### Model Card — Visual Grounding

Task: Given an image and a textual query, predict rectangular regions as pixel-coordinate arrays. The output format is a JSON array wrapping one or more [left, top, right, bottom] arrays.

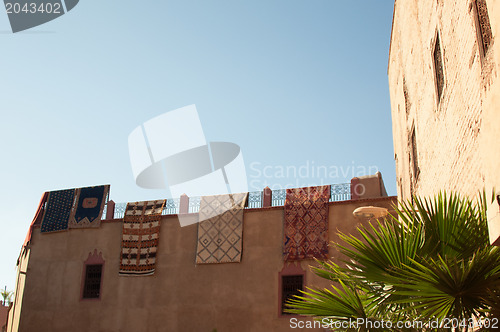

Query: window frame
[[471, 0, 493, 62], [403, 77, 411, 117], [432, 31, 445, 105], [409, 125, 420, 184], [278, 263, 305, 317], [80, 250, 105, 301]]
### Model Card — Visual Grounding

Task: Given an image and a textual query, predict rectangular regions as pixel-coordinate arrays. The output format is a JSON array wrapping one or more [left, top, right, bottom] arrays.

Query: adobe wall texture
[[388, 0, 499, 203], [11, 196, 395, 332]]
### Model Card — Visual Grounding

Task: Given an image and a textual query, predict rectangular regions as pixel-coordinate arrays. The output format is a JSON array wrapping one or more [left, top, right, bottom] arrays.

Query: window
[[81, 249, 104, 300], [403, 77, 410, 116], [279, 263, 305, 316], [409, 127, 419, 181], [433, 33, 444, 102], [83, 265, 102, 299], [281, 275, 303, 315], [472, 0, 492, 59], [398, 177, 403, 201]]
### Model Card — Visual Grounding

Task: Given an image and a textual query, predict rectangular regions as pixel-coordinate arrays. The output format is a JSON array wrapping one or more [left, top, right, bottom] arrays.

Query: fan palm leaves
[[287, 192, 500, 331]]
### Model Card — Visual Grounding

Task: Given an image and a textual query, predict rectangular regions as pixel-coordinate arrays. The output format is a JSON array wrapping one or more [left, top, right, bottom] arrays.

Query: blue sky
[[0, 1, 396, 291]]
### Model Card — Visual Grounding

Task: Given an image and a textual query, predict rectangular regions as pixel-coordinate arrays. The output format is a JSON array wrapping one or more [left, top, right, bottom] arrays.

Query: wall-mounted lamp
[[353, 206, 389, 220]]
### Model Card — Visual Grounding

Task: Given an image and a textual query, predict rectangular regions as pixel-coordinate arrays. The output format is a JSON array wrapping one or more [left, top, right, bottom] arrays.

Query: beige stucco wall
[[482, 0, 500, 242], [11, 196, 395, 332], [389, 0, 498, 201], [7, 248, 29, 332]]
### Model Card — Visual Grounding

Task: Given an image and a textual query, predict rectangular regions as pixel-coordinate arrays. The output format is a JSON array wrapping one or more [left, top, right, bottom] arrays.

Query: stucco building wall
[[388, 0, 499, 203], [9, 195, 395, 332]]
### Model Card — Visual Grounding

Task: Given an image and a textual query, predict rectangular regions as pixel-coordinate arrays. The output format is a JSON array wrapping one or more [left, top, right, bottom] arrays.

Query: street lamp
[[353, 206, 389, 220]]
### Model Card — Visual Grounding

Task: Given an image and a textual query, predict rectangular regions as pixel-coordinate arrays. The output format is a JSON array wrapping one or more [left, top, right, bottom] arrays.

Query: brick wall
[[388, 0, 498, 201]]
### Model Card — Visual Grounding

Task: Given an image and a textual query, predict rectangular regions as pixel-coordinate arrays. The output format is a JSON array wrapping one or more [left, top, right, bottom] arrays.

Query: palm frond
[[287, 190, 500, 327], [391, 247, 500, 320], [286, 280, 370, 320]]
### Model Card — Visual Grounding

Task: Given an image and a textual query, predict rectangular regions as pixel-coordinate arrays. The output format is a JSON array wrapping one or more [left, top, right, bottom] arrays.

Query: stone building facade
[[388, 0, 500, 241]]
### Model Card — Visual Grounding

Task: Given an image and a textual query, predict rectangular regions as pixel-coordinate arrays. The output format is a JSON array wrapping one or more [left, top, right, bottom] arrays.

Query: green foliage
[[1, 289, 13, 306], [287, 192, 500, 331]]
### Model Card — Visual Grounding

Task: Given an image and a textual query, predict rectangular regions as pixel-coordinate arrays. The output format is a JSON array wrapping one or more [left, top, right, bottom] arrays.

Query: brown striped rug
[[119, 200, 166, 276]]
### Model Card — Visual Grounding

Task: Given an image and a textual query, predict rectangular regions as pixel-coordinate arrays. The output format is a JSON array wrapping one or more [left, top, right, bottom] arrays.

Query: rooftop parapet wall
[[29, 175, 388, 225], [108, 175, 387, 220]]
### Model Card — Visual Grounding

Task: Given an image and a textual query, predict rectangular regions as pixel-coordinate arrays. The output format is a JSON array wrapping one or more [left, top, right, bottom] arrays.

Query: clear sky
[[0, 1, 396, 292]]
